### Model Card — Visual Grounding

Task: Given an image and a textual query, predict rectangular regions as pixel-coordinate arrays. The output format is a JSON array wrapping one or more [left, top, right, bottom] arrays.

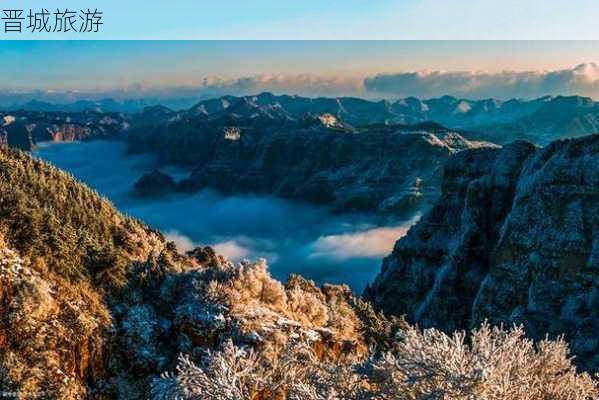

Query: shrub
[[151, 323, 598, 400]]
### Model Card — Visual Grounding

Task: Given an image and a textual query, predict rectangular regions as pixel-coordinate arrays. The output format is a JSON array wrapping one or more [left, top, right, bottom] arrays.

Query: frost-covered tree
[[151, 324, 598, 400]]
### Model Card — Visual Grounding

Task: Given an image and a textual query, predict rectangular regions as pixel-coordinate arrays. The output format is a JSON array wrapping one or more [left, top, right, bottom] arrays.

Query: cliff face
[[0, 111, 128, 150], [182, 127, 495, 215], [365, 134, 599, 370], [129, 107, 496, 214]]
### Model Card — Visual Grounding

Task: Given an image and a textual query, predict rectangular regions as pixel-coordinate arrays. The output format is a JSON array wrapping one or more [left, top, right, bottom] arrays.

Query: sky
[[3, 41, 599, 100], [2, 0, 599, 39]]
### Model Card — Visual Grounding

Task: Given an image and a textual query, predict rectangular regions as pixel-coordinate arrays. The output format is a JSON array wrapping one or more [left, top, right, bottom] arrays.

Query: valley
[[1, 91, 598, 399], [35, 140, 417, 292]]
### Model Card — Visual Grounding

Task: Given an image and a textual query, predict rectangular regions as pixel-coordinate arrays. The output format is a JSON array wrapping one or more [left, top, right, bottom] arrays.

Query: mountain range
[[4, 92, 599, 217], [6, 92, 599, 145], [1, 97, 203, 114]]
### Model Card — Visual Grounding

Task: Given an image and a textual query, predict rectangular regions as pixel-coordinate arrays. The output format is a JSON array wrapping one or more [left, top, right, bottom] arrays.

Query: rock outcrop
[[0, 111, 128, 150], [365, 134, 599, 371], [128, 104, 496, 214]]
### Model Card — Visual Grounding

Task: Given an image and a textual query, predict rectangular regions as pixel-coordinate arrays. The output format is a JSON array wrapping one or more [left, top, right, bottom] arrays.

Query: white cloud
[[8, 63, 599, 105], [164, 229, 197, 252], [164, 230, 270, 263], [308, 224, 412, 261], [211, 240, 251, 261], [364, 63, 599, 99], [197, 74, 364, 98]]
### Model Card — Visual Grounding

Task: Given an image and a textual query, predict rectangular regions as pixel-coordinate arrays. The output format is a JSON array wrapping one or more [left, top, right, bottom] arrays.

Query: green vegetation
[[0, 147, 159, 287]]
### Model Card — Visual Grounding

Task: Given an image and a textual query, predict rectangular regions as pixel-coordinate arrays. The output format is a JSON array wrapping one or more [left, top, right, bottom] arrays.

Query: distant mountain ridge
[[157, 92, 599, 145], [4, 92, 599, 145], [4, 97, 203, 113]]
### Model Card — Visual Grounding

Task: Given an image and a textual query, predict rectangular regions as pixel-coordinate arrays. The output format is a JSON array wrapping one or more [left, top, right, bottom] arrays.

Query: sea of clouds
[[35, 140, 417, 292]]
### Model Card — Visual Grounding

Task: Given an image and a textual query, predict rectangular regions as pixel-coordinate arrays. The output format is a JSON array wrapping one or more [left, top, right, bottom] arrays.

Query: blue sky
[[2, 1, 599, 100], [1, 0, 599, 39]]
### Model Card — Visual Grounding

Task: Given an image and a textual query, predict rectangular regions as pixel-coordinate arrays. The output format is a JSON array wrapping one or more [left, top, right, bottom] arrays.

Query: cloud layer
[[196, 74, 364, 98], [6, 63, 599, 106], [308, 225, 411, 260], [364, 63, 599, 99], [200, 64, 599, 99]]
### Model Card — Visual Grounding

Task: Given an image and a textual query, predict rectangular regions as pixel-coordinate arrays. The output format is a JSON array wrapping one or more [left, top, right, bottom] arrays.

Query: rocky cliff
[[129, 105, 496, 215], [180, 126, 495, 215], [365, 134, 599, 371], [0, 111, 128, 151]]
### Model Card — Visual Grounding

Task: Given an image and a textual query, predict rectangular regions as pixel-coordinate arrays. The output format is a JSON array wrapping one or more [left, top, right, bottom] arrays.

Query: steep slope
[[365, 134, 599, 371], [0, 147, 401, 398], [0, 146, 165, 397]]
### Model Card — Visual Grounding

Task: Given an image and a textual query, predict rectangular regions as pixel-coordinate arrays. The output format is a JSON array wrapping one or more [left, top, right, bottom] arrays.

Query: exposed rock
[[365, 134, 599, 371], [0, 110, 128, 150], [129, 108, 496, 215]]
